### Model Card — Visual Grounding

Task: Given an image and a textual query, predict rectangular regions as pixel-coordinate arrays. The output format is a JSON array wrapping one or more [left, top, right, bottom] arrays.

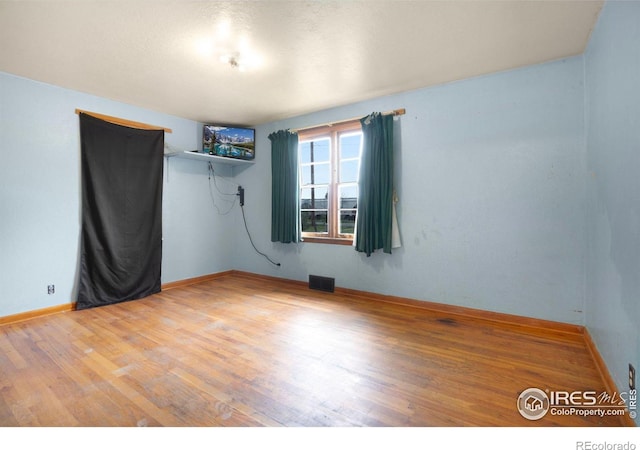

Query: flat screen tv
[[203, 125, 255, 161]]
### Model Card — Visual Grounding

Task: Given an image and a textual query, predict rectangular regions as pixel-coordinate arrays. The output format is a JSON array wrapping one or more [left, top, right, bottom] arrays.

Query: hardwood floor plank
[[0, 273, 630, 426]]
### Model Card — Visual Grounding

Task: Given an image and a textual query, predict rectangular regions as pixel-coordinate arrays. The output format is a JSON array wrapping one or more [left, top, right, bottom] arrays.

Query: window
[[298, 121, 362, 244]]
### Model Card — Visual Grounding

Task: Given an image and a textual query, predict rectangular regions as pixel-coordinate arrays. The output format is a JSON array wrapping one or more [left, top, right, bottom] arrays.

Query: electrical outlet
[[47, 284, 55, 295], [630, 364, 636, 390]]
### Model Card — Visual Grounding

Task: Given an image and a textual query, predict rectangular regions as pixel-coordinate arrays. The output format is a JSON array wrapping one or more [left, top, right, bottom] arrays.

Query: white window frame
[[298, 120, 362, 245]]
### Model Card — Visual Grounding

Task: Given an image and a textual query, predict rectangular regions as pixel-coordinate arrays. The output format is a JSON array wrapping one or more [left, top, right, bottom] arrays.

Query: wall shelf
[[168, 151, 255, 167]]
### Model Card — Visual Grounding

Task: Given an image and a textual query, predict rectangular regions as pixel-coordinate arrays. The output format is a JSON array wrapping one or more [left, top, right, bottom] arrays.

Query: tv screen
[[203, 125, 255, 160]]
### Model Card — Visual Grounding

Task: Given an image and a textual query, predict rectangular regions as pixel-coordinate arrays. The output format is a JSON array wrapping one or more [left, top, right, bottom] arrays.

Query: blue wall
[[234, 56, 587, 325], [585, 0, 640, 421], [0, 72, 235, 317]]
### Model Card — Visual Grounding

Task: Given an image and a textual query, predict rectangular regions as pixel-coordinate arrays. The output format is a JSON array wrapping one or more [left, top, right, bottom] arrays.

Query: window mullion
[[330, 131, 339, 238]]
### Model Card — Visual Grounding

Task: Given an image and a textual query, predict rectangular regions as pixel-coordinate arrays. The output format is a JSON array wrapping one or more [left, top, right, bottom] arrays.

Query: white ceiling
[[0, 0, 604, 126]]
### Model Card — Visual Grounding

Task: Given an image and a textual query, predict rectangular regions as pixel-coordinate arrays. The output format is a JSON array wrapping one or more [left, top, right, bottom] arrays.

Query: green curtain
[[355, 112, 394, 256], [269, 129, 300, 243]]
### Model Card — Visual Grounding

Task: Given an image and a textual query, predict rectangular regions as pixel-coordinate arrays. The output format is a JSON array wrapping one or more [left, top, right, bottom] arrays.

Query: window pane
[[340, 133, 362, 159], [301, 162, 330, 185], [339, 185, 358, 209], [301, 210, 328, 233], [300, 187, 328, 209], [340, 160, 359, 183], [299, 141, 312, 164], [300, 165, 312, 186], [300, 138, 330, 163], [312, 139, 330, 162], [339, 210, 357, 234]]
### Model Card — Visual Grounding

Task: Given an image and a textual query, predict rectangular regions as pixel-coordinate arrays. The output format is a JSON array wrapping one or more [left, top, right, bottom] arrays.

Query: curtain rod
[[291, 108, 405, 133], [75, 109, 173, 133]]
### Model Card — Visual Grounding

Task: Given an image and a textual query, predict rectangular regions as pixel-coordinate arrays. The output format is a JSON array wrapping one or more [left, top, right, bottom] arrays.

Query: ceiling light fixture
[[197, 22, 262, 72], [220, 52, 259, 72], [228, 56, 239, 69], [220, 53, 247, 71]]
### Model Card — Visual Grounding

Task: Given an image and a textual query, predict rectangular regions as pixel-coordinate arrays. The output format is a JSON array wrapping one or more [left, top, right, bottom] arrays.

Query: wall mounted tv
[[203, 125, 255, 161]]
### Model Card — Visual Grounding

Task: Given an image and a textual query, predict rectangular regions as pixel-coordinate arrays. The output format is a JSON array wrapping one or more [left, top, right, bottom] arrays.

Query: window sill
[[301, 237, 353, 246]]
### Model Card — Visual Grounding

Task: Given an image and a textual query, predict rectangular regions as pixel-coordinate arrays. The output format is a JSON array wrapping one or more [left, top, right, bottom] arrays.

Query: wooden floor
[[0, 273, 628, 426]]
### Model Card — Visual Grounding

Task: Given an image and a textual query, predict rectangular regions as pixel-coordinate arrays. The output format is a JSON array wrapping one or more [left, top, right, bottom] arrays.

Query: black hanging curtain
[[77, 113, 164, 310]]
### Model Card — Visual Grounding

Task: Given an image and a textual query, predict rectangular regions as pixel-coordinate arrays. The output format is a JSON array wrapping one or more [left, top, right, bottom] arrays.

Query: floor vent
[[308, 275, 335, 293]]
